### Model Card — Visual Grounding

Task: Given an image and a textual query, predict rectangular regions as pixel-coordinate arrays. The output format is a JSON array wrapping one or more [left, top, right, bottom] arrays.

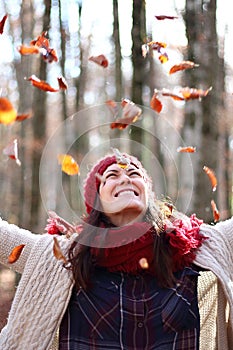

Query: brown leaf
[[53, 237, 68, 264], [8, 244, 25, 264], [3, 139, 21, 166], [88, 54, 108, 68], [57, 76, 68, 90]]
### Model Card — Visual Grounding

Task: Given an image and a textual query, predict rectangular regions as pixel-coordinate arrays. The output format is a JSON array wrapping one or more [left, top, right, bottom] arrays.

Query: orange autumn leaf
[[27, 75, 59, 92], [57, 154, 80, 175], [161, 90, 185, 101], [155, 15, 178, 20], [159, 53, 169, 64], [147, 41, 167, 50], [8, 244, 25, 264], [211, 199, 220, 222], [30, 31, 58, 63], [121, 98, 142, 119], [0, 14, 8, 34], [177, 146, 196, 153], [0, 97, 17, 124], [169, 61, 199, 75], [180, 86, 212, 100], [17, 45, 40, 55], [89, 54, 109, 68], [3, 139, 21, 166], [53, 237, 68, 264], [150, 91, 163, 113], [203, 166, 217, 192], [57, 76, 68, 90], [16, 113, 32, 122]]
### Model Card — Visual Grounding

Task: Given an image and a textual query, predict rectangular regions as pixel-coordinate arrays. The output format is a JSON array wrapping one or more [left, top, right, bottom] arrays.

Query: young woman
[[0, 149, 232, 349]]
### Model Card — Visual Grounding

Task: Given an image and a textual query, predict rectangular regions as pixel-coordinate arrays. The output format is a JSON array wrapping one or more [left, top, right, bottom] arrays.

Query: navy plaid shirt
[[59, 267, 200, 350]]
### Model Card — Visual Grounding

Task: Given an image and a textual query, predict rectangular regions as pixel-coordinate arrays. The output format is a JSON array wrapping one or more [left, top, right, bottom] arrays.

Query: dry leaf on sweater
[[8, 244, 25, 264], [53, 237, 68, 264]]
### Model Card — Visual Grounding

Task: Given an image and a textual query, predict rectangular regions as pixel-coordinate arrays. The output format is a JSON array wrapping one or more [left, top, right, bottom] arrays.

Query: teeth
[[117, 190, 136, 197]]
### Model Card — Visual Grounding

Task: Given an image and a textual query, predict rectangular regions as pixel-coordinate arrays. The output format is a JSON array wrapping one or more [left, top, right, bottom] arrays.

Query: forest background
[[0, 0, 233, 330]]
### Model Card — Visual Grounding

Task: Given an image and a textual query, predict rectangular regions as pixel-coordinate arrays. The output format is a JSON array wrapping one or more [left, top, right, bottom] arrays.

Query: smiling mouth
[[114, 189, 139, 197]]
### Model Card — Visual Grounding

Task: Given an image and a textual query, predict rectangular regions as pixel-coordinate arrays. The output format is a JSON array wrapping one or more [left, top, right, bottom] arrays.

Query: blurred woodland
[[1, 0, 233, 315]]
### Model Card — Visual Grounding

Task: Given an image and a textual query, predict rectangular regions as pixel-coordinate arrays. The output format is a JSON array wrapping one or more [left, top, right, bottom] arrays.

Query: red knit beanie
[[83, 150, 151, 214]]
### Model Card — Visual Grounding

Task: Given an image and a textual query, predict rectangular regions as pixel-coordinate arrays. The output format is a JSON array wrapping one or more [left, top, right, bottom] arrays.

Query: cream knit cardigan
[[0, 217, 232, 350]]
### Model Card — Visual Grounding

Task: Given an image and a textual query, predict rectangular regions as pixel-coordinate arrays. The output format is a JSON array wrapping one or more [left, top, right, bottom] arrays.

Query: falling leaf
[[150, 91, 163, 113], [159, 53, 169, 64], [53, 237, 68, 264], [30, 31, 58, 63], [0, 97, 17, 124], [57, 154, 80, 175], [169, 61, 199, 75], [110, 117, 137, 130], [211, 199, 220, 222], [147, 41, 167, 50], [155, 15, 178, 20], [139, 258, 149, 269], [177, 146, 196, 153], [161, 90, 185, 101], [57, 76, 68, 90], [27, 75, 59, 92], [8, 244, 25, 264], [0, 14, 7, 34], [88, 54, 108, 68], [17, 45, 40, 55], [121, 98, 142, 119], [203, 165, 217, 191], [16, 113, 32, 122], [180, 87, 212, 100], [3, 139, 21, 166]]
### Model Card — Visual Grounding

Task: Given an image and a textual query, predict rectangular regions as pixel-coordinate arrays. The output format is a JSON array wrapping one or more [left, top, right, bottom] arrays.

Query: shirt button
[[137, 322, 143, 328]]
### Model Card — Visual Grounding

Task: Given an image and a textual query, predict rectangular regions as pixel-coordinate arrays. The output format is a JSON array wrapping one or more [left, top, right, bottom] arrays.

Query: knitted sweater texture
[[0, 217, 232, 350]]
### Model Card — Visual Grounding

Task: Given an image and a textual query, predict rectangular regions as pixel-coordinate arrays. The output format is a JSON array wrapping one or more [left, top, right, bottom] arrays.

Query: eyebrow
[[105, 166, 139, 174]]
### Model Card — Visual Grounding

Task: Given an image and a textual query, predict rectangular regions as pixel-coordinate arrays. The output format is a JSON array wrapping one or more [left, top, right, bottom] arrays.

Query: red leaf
[[16, 113, 32, 122], [0, 14, 7, 34], [155, 15, 178, 20], [89, 54, 108, 68], [8, 244, 25, 264], [150, 91, 163, 113], [30, 31, 58, 63]]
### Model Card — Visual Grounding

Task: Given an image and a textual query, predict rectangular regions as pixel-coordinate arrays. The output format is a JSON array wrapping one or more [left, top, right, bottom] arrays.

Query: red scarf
[[90, 214, 205, 275]]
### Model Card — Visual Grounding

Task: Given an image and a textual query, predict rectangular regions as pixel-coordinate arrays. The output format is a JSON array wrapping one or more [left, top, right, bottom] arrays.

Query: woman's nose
[[119, 172, 131, 184]]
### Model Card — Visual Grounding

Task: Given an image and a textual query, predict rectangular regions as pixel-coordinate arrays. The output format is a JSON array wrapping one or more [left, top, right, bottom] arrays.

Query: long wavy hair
[[67, 190, 178, 290]]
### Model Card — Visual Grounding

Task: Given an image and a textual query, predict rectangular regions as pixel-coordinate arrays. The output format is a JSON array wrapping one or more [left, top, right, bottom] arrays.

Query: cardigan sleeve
[[0, 217, 40, 274]]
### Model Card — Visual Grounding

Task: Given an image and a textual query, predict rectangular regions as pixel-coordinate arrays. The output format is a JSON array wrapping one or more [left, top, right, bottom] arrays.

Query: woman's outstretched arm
[[0, 217, 40, 274]]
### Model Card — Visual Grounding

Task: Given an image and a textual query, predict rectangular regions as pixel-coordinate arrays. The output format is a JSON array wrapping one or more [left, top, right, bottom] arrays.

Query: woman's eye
[[129, 171, 141, 177], [106, 173, 117, 179]]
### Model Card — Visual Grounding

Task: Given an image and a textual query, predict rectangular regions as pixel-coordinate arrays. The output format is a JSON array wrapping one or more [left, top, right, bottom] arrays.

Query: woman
[[0, 149, 232, 350]]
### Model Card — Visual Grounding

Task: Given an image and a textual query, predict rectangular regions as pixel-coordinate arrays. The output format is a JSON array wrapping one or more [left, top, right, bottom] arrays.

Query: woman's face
[[99, 163, 149, 224]]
